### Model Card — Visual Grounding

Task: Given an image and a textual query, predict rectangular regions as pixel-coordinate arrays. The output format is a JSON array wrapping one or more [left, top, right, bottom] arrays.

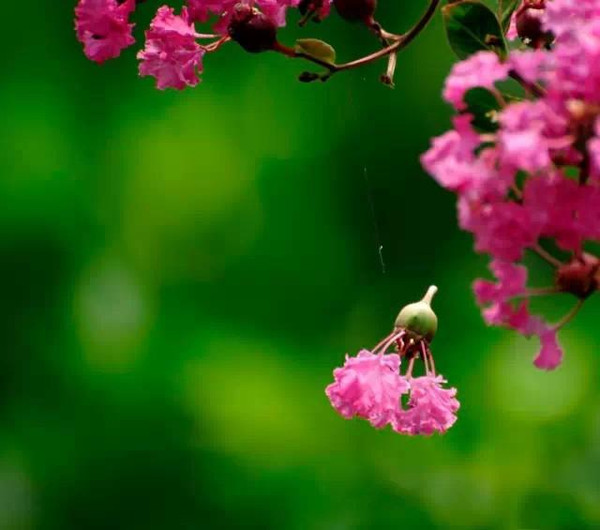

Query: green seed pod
[[394, 285, 438, 342]]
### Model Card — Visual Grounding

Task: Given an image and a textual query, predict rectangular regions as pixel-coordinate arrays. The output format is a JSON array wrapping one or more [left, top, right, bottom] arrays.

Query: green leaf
[[442, 0, 508, 59], [463, 87, 500, 132], [498, 0, 520, 32], [294, 39, 336, 66]]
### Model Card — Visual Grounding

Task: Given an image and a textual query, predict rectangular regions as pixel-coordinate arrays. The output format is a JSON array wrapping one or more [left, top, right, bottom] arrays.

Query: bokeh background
[[2, 1, 600, 528]]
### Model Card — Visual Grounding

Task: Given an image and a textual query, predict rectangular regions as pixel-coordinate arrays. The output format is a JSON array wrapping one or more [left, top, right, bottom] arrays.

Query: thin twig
[[532, 243, 564, 268], [526, 286, 562, 296], [336, 0, 441, 73], [509, 70, 546, 99], [287, 0, 441, 78], [553, 298, 585, 330]]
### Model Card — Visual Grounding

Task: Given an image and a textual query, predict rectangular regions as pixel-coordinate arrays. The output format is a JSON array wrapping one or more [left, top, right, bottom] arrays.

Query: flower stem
[[406, 356, 416, 378], [526, 286, 561, 296], [336, 0, 441, 73], [373, 329, 405, 354], [531, 243, 564, 268], [203, 36, 230, 52], [553, 298, 585, 330], [287, 0, 441, 79], [509, 70, 546, 98]]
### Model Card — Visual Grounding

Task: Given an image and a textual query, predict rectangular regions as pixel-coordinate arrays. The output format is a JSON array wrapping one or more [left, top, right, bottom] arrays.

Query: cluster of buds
[[326, 287, 460, 436], [74, 0, 440, 88], [422, 0, 600, 370]]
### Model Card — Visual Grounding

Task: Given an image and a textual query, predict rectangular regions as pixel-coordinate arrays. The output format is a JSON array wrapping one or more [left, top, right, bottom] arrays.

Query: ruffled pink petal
[[75, 0, 136, 63], [392, 375, 460, 435], [326, 350, 409, 428], [137, 6, 205, 90]]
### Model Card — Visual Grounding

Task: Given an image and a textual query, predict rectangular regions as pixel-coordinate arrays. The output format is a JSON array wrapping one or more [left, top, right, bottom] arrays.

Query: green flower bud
[[394, 285, 438, 342]]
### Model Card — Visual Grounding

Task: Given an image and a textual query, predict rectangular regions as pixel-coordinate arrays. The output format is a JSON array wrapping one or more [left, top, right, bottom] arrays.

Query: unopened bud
[[228, 4, 278, 53], [333, 0, 377, 23], [394, 285, 439, 342], [516, 4, 553, 48], [556, 254, 600, 299]]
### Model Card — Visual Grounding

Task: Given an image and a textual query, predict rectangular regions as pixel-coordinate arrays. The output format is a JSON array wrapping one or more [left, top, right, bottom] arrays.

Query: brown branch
[[283, 0, 441, 80]]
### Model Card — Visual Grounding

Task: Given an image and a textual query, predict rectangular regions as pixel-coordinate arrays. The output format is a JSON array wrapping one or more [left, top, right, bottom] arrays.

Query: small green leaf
[[442, 0, 508, 59], [294, 38, 336, 65], [463, 87, 500, 132], [498, 0, 520, 32]]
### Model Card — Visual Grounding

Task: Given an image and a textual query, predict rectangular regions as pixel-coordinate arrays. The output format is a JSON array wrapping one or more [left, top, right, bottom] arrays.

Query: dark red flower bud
[[333, 0, 377, 23], [516, 4, 553, 48], [556, 254, 600, 299], [228, 4, 278, 53]]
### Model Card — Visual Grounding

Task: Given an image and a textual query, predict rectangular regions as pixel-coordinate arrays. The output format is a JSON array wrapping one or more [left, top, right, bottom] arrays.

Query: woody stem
[[285, 0, 441, 76]]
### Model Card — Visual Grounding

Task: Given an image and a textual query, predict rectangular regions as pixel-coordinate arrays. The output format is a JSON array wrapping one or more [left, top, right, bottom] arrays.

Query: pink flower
[[421, 115, 482, 192], [75, 0, 136, 63], [474, 260, 528, 305], [532, 323, 563, 370], [467, 201, 540, 261], [326, 350, 409, 428], [442, 51, 510, 110], [187, 0, 298, 32], [138, 6, 206, 90], [544, 0, 600, 43], [523, 174, 585, 251], [509, 49, 548, 83], [473, 259, 532, 331], [259, 0, 300, 27], [497, 101, 567, 172], [187, 0, 238, 33], [187, 0, 235, 22], [393, 375, 459, 435], [482, 299, 533, 332]]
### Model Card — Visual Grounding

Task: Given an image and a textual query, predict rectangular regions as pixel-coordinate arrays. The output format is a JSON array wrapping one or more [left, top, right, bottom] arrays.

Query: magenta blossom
[[137, 6, 206, 90], [393, 375, 459, 435], [187, 0, 299, 33], [75, 0, 136, 63], [326, 349, 409, 428]]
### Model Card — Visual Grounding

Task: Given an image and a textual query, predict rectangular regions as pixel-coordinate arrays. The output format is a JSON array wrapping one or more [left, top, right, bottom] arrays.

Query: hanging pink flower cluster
[[422, 0, 600, 370], [326, 336, 459, 435], [326, 287, 460, 435], [74, 0, 334, 89]]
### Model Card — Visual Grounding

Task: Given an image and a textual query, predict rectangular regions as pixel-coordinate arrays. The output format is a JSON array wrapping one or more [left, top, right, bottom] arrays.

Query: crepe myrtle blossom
[[74, 0, 136, 63], [137, 6, 208, 89], [421, 0, 600, 370], [326, 287, 460, 436]]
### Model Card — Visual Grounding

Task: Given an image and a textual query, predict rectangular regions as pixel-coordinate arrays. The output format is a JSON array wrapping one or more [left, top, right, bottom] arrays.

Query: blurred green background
[[2, 1, 600, 528]]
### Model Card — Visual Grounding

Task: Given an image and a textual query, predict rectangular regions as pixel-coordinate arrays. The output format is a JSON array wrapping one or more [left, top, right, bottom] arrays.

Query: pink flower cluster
[[326, 331, 459, 436], [74, 0, 332, 89], [422, 0, 600, 370]]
